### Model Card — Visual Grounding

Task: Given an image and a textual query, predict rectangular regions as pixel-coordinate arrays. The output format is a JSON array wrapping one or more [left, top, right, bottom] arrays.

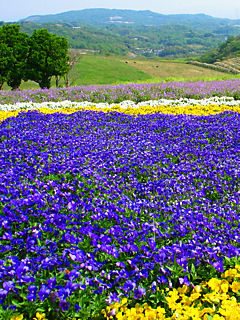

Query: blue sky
[[1, 0, 240, 21]]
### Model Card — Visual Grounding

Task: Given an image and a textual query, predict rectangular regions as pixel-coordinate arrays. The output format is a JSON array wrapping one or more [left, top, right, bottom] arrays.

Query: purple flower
[[47, 277, 57, 289], [28, 285, 38, 294], [179, 276, 190, 286], [27, 293, 36, 302], [157, 275, 168, 283], [59, 300, 69, 312], [0, 289, 8, 304], [151, 281, 157, 292], [58, 288, 71, 300], [123, 280, 136, 293], [134, 285, 146, 299], [38, 285, 51, 301], [3, 281, 15, 292], [74, 303, 81, 312], [106, 292, 120, 305]]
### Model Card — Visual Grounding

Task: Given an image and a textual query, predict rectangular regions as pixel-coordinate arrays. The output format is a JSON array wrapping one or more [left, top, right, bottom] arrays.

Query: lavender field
[[0, 80, 240, 319]]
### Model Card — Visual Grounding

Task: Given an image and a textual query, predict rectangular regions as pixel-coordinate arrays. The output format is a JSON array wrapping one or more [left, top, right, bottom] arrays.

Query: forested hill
[[20, 8, 240, 31], [2, 8, 240, 59], [15, 19, 240, 58], [199, 35, 240, 63]]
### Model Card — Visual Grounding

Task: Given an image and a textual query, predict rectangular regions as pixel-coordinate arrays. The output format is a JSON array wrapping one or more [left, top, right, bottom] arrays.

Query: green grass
[[118, 58, 233, 80], [2, 54, 240, 91], [67, 55, 152, 86]]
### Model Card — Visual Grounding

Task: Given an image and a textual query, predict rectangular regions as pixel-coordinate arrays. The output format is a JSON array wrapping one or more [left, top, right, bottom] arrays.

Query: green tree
[[0, 42, 9, 89], [26, 29, 69, 89], [0, 24, 29, 90]]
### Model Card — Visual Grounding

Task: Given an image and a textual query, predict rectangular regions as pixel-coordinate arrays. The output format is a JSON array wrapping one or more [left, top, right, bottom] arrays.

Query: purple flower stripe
[[0, 108, 240, 308]]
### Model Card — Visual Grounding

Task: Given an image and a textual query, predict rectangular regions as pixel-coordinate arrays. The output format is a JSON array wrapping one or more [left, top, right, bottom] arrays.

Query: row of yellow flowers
[[10, 265, 240, 320], [1, 103, 240, 122]]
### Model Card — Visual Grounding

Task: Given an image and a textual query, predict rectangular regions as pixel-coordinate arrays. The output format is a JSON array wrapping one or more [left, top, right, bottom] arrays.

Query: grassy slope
[[2, 54, 240, 91], [68, 55, 152, 86], [118, 58, 229, 81]]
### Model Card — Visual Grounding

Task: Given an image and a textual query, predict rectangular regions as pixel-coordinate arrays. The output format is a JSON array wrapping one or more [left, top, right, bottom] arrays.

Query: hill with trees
[[187, 35, 240, 74], [198, 35, 240, 63], [13, 20, 240, 59], [2, 9, 240, 61], [19, 8, 240, 31], [1, 9, 236, 58]]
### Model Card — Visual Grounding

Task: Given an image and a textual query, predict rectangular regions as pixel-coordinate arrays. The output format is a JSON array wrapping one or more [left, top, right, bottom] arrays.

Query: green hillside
[[66, 55, 151, 85], [16, 20, 240, 59], [5, 8, 238, 59], [199, 35, 240, 63]]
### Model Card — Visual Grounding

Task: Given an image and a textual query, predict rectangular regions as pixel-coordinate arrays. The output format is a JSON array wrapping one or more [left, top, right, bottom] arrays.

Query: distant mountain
[[19, 8, 240, 31]]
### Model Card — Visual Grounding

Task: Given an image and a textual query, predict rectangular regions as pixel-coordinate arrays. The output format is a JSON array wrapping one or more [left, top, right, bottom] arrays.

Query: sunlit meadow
[[1, 80, 240, 320]]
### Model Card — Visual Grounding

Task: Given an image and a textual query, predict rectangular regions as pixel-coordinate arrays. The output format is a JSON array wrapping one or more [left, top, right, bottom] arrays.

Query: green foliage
[[17, 19, 240, 59], [0, 24, 29, 89], [199, 34, 240, 63], [0, 25, 70, 90], [26, 29, 70, 88]]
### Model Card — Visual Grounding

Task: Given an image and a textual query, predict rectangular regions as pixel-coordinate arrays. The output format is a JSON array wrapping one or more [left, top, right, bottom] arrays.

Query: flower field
[[1, 80, 240, 320], [2, 79, 240, 105]]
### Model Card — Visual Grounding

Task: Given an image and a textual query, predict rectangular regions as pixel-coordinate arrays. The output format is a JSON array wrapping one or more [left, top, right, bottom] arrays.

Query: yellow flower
[[220, 280, 229, 293], [199, 307, 215, 317], [231, 281, 240, 293], [222, 268, 237, 279], [177, 285, 189, 295], [121, 298, 128, 306], [203, 292, 220, 303], [190, 292, 201, 302], [212, 314, 225, 320], [33, 312, 47, 320], [116, 311, 124, 320], [145, 309, 157, 320], [166, 289, 179, 310], [208, 278, 221, 291], [10, 315, 24, 320], [156, 306, 166, 315], [181, 295, 192, 306]]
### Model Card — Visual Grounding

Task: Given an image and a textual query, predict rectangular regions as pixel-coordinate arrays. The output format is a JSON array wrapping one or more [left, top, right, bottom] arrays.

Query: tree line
[[0, 24, 69, 90]]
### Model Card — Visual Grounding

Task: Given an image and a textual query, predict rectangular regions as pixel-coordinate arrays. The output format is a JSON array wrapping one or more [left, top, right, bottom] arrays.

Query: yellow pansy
[[222, 268, 237, 279], [220, 280, 229, 293], [208, 278, 222, 291], [212, 314, 225, 320], [178, 285, 189, 295], [33, 312, 47, 320], [10, 315, 24, 320], [231, 281, 240, 293]]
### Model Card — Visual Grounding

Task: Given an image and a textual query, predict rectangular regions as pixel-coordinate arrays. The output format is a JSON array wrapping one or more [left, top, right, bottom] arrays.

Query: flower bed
[[1, 89, 240, 319], [1, 79, 240, 105]]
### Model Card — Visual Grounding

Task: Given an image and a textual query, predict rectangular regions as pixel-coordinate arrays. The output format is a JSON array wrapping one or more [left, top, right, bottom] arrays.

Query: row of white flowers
[[1, 96, 240, 112]]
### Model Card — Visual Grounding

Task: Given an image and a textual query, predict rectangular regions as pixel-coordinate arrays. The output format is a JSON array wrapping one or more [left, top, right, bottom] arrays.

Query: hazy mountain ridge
[[19, 8, 240, 30]]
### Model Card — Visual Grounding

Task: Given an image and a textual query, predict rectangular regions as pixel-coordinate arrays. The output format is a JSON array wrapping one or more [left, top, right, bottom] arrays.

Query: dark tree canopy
[[26, 29, 70, 89], [0, 25, 69, 90], [0, 24, 29, 90]]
